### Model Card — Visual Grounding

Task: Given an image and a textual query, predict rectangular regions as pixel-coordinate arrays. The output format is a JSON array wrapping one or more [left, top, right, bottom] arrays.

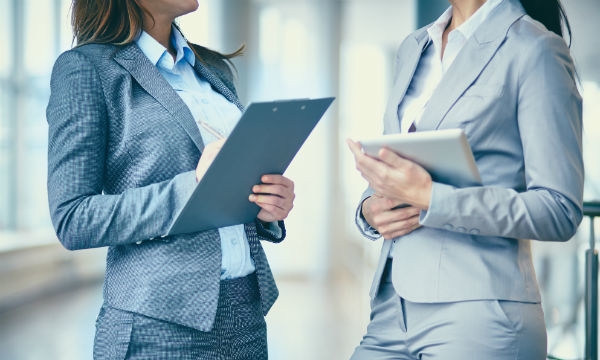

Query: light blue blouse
[[136, 27, 255, 279]]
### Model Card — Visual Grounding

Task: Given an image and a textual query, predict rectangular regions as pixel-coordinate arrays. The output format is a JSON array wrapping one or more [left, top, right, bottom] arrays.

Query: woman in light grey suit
[[347, 0, 582, 358], [46, 0, 294, 359]]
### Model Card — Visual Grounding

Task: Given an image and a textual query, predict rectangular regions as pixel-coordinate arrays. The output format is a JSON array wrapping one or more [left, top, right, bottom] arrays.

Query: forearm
[[420, 182, 582, 241], [50, 171, 197, 250]]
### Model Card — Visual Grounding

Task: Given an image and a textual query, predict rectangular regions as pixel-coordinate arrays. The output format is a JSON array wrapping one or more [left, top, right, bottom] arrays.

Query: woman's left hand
[[347, 138, 433, 210], [249, 175, 295, 222]]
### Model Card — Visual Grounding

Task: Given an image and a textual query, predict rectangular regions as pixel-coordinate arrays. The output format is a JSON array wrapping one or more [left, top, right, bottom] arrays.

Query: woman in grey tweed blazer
[[46, 0, 294, 359]]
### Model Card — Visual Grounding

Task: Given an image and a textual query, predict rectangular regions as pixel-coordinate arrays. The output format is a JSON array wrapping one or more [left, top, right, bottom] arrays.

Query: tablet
[[359, 128, 481, 188], [166, 97, 335, 236]]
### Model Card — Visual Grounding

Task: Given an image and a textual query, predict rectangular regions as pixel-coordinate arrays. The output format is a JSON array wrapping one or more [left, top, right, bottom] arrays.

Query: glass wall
[[0, 0, 13, 232], [0, 0, 218, 244], [0, 0, 67, 237]]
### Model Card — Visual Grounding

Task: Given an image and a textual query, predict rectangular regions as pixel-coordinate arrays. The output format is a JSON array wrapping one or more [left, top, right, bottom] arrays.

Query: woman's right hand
[[362, 194, 421, 240], [195, 139, 226, 183]]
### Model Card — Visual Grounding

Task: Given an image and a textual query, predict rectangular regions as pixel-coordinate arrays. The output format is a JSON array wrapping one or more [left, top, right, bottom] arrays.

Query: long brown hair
[[70, 0, 243, 61], [71, 0, 144, 46]]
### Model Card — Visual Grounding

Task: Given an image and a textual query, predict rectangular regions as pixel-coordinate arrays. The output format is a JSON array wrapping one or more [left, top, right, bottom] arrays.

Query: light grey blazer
[[358, 0, 583, 303], [46, 41, 284, 331]]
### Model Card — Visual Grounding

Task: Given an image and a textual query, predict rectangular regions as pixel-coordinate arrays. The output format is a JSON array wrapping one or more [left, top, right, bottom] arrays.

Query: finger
[[253, 184, 288, 198], [346, 138, 364, 158], [379, 215, 421, 239], [253, 188, 294, 203], [211, 138, 226, 147], [377, 147, 412, 169], [260, 174, 294, 188], [353, 149, 389, 182], [253, 180, 294, 195], [372, 206, 421, 227], [249, 194, 291, 211], [256, 202, 289, 221], [364, 196, 397, 214], [257, 208, 286, 222], [392, 205, 421, 217], [255, 201, 287, 215], [205, 138, 226, 152], [382, 224, 420, 240]]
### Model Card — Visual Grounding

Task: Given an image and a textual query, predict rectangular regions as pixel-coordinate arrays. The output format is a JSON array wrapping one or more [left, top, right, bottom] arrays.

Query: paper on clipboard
[[166, 97, 335, 236]]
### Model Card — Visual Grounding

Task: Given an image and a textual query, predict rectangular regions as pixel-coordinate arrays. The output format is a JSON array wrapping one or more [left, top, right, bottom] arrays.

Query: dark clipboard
[[166, 97, 335, 236]]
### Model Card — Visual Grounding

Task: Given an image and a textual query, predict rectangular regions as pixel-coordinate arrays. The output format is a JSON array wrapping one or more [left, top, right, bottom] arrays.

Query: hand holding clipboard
[[167, 97, 335, 236]]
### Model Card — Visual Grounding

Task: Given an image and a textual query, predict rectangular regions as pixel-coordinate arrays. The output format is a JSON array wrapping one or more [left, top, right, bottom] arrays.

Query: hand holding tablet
[[358, 128, 482, 188]]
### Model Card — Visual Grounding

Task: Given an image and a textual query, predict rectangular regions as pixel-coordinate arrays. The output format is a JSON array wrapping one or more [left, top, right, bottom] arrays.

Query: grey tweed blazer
[[46, 42, 284, 331]]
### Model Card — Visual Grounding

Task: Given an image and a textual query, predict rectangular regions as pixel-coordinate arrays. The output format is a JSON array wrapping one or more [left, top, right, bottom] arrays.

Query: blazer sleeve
[[46, 50, 197, 250], [420, 34, 584, 242]]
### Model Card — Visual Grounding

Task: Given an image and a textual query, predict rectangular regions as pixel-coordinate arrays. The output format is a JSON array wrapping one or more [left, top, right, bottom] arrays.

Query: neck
[[447, 0, 487, 30], [143, 14, 176, 56]]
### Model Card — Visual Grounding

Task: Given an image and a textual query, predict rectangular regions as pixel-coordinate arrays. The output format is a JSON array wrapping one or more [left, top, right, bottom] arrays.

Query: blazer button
[[136, 240, 143, 245], [469, 228, 481, 235], [443, 224, 454, 231], [456, 226, 467, 233]]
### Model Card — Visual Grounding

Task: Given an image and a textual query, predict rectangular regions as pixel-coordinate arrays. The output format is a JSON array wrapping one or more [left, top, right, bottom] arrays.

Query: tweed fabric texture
[[94, 273, 268, 360], [47, 42, 285, 331]]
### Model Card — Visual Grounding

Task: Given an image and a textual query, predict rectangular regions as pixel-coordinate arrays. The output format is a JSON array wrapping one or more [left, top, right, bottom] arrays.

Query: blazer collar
[[114, 43, 244, 153], [387, 0, 525, 133], [383, 28, 430, 134], [417, 0, 526, 131], [191, 59, 244, 111], [114, 44, 205, 151]]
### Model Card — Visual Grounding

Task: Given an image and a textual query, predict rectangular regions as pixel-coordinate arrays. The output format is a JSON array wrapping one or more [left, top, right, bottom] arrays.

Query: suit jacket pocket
[[443, 83, 507, 130]]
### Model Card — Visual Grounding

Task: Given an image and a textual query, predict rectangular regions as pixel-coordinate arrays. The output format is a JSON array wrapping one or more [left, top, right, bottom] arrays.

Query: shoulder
[[506, 15, 571, 61], [58, 43, 119, 62], [505, 16, 579, 95], [53, 43, 121, 73]]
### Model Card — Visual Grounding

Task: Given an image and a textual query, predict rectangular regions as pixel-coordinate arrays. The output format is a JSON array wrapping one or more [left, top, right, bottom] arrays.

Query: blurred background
[[1, 0, 599, 359]]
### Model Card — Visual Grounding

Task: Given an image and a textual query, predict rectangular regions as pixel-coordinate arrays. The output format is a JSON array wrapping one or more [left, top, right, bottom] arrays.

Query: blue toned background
[[1, 0, 599, 359]]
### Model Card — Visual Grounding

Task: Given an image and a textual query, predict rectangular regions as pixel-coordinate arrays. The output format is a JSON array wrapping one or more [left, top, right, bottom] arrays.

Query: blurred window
[[0, 0, 70, 240], [0, 0, 13, 231], [0, 0, 218, 245]]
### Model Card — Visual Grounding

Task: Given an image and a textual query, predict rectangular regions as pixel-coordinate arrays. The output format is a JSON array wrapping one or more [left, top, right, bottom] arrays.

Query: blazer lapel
[[114, 44, 206, 152], [383, 29, 430, 134], [418, 0, 526, 131], [192, 61, 244, 111]]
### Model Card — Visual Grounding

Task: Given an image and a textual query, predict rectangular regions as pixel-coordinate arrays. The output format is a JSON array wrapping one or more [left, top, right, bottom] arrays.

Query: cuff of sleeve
[[355, 201, 381, 241], [419, 182, 456, 228], [256, 220, 286, 243]]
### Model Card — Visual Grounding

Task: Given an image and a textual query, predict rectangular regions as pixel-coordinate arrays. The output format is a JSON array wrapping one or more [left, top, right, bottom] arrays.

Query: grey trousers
[[93, 273, 267, 360], [350, 259, 547, 360]]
